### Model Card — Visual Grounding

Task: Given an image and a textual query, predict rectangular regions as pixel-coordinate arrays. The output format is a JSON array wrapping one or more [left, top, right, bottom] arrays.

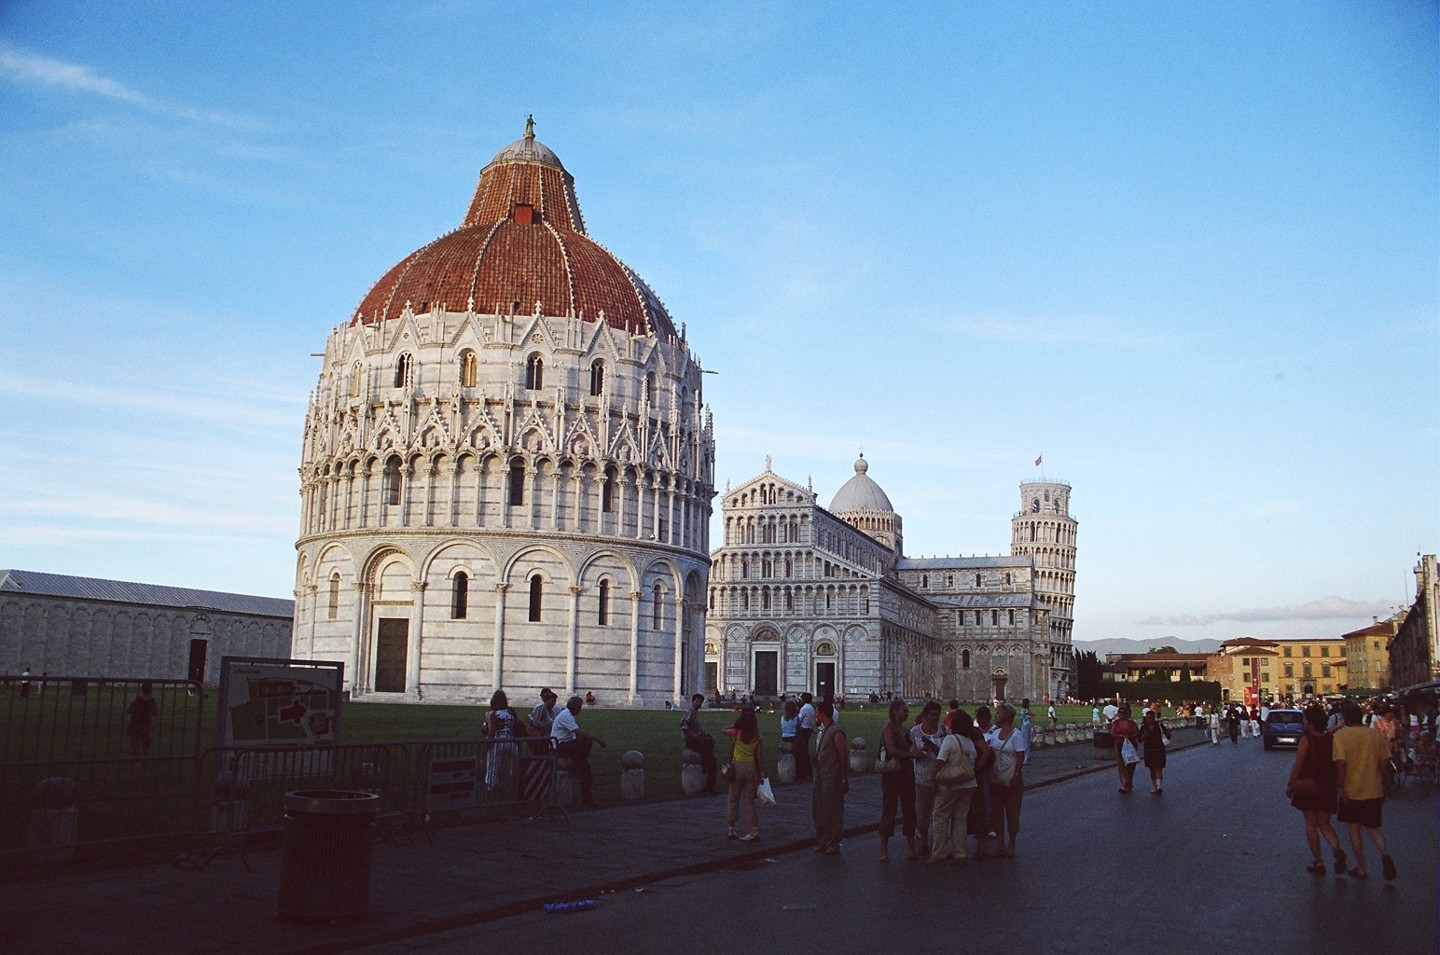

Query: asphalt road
[[351, 739, 1439, 955]]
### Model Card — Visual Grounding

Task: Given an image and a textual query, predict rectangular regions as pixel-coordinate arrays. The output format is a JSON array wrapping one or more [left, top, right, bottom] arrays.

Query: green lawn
[[2, 692, 1095, 865], [342, 700, 893, 802]]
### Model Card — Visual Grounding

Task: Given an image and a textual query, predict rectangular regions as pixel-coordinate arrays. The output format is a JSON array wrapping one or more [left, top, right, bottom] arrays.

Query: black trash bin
[[276, 790, 379, 923], [1093, 729, 1114, 761]]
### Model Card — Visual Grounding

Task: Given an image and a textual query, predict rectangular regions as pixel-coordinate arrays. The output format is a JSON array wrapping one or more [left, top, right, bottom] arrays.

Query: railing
[[0, 734, 557, 870]]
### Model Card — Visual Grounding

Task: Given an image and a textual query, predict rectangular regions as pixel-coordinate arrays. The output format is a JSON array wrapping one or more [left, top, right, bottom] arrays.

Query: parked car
[[1262, 709, 1305, 750]]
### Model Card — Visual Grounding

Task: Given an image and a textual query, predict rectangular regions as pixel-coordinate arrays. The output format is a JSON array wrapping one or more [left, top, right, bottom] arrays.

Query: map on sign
[[216, 658, 344, 748]]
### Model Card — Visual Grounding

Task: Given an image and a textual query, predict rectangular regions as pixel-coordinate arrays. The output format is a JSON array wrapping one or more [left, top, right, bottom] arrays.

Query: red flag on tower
[[1034, 454, 1042, 467]]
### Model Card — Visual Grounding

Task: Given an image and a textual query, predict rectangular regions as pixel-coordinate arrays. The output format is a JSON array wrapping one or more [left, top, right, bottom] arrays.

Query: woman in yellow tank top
[[724, 708, 766, 841]]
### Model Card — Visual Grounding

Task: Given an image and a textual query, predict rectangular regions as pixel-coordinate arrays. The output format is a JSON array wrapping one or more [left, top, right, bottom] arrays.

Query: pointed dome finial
[[524, 114, 536, 140]]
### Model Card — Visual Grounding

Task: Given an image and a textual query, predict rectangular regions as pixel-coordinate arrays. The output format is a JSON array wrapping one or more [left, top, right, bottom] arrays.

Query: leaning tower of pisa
[[1011, 481, 1077, 699]]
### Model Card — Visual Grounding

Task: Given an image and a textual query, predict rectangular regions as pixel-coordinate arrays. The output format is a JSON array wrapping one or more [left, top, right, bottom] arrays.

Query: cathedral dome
[[829, 455, 894, 513], [352, 117, 676, 340]]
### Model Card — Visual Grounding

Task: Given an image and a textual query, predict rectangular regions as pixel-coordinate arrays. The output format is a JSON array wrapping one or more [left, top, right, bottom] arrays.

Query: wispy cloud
[[0, 374, 301, 434], [1137, 595, 1398, 627], [0, 45, 275, 133], [937, 312, 1175, 350]]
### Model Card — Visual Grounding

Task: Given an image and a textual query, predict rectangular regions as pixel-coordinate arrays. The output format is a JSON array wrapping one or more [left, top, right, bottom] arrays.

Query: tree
[[1148, 644, 1178, 654], [1076, 649, 1102, 701]]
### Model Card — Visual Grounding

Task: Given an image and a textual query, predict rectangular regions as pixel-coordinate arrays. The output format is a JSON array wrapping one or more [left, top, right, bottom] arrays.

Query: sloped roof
[[897, 555, 1032, 570], [0, 570, 294, 618]]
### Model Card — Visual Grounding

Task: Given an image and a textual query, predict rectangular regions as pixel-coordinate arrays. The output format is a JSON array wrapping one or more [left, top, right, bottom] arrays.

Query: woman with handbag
[[929, 710, 979, 864], [723, 708, 766, 842], [1137, 710, 1172, 795], [876, 699, 921, 861], [1111, 704, 1141, 794], [987, 702, 1026, 857], [1286, 703, 1345, 874]]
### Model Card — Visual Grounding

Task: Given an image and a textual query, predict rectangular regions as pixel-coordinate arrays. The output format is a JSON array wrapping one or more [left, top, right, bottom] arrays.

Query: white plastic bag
[[1121, 739, 1140, 765], [756, 776, 776, 807]]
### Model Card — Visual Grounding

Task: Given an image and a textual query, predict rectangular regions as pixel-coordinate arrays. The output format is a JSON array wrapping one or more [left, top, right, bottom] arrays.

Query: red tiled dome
[[353, 119, 675, 340]]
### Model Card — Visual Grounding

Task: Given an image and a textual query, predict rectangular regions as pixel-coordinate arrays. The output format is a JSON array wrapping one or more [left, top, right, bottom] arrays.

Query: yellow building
[[1207, 636, 1349, 702], [1342, 612, 1404, 692]]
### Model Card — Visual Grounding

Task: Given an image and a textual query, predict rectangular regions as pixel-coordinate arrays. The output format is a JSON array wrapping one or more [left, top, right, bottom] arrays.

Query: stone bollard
[[351, 761, 382, 794], [1065, 724, 1078, 743], [620, 750, 645, 801], [680, 748, 706, 795], [776, 739, 796, 784], [27, 777, 77, 867], [211, 772, 250, 837], [1043, 729, 1057, 747], [848, 737, 868, 774], [553, 756, 578, 807]]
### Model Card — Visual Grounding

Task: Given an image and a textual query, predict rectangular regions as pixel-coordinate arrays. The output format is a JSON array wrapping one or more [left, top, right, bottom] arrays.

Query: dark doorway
[[705, 661, 718, 694], [187, 639, 208, 683], [753, 651, 778, 697], [375, 618, 409, 692], [815, 662, 835, 700]]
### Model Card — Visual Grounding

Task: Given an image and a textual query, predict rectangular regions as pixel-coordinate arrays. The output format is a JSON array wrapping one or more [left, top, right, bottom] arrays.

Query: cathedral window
[[962, 649, 971, 669], [653, 584, 665, 629], [459, 350, 478, 387], [785, 591, 793, 611], [328, 574, 340, 620], [946, 574, 953, 588], [525, 353, 544, 390], [741, 557, 749, 579], [762, 559, 771, 578], [785, 557, 793, 576], [394, 353, 413, 388], [742, 590, 750, 611], [861, 592, 870, 613], [452, 572, 469, 619], [921, 574, 929, 589], [762, 589, 771, 610], [645, 372, 657, 404], [1008, 609, 1015, 625], [589, 359, 605, 396], [991, 610, 998, 626], [508, 460, 526, 506], [383, 456, 403, 506], [602, 468, 615, 512], [1004, 572, 1012, 585], [528, 574, 543, 621], [975, 573, 981, 587], [598, 579, 610, 625]]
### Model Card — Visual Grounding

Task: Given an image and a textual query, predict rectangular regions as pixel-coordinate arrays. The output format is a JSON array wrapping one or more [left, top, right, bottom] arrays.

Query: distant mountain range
[[1073, 637, 1222, 658]]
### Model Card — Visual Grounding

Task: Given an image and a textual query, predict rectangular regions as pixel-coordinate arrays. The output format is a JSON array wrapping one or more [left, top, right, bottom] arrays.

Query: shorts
[[1336, 796, 1383, 828]]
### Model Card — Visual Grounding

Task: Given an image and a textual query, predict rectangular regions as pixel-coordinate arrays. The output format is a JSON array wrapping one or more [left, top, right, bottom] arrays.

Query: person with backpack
[[928, 709, 979, 864]]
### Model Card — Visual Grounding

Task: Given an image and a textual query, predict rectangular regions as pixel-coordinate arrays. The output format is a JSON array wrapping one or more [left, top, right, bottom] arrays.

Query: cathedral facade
[[705, 457, 1076, 703], [291, 121, 715, 705]]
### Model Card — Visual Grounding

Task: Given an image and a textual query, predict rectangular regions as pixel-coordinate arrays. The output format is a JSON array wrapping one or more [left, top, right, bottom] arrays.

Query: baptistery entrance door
[[815, 662, 835, 700], [374, 618, 409, 692], [753, 650, 779, 697]]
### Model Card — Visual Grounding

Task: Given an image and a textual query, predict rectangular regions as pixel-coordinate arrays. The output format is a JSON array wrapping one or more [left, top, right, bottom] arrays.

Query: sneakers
[[739, 831, 759, 842]]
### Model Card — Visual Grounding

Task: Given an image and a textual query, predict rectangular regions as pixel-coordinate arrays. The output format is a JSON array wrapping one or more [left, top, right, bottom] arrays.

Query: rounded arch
[[359, 543, 414, 583], [577, 549, 639, 592], [420, 538, 499, 581], [638, 555, 684, 593], [502, 543, 576, 583]]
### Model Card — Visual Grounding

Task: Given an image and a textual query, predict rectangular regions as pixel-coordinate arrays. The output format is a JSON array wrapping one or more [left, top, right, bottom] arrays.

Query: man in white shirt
[[795, 693, 816, 781], [551, 695, 607, 806], [1102, 701, 1119, 724]]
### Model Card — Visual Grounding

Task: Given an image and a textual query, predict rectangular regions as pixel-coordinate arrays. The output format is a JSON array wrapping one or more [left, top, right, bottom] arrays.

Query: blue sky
[[1, 1, 1435, 646]]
